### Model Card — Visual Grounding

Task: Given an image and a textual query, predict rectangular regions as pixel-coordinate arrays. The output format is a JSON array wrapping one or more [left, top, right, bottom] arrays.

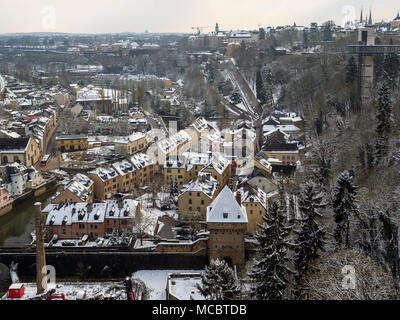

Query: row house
[[0, 136, 41, 167], [52, 173, 94, 204], [177, 172, 219, 220], [114, 132, 147, 156], [88, 153, 155, 200], [163, 152, 230, 191], [56, 134, 88, 152], [87, 167, 120, 200], [235, 186, 268, 235], [43, 199, 140, 241]]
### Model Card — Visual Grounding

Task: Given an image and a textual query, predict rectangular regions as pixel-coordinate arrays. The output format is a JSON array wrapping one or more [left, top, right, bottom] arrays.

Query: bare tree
[[299, 249, 399, 300]]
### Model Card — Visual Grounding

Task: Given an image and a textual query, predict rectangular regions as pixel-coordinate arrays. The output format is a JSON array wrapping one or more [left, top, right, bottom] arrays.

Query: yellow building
[[114, 133, 147, 156], [236, 186, 268, 234], [164, 156, 187, 188], [202, 155, 231, 192], [52, 173, 94, 204], [163, 153, 211, 190], [130, 153, 155, 187], [88, 167, 120, 200], [178, 172, 219, 220], [56, 135, 88, 152], [112, 159, 137, 192], [0, 136, 41, 167], [261, 129, 300, 166], [237, 157, 272, 177]]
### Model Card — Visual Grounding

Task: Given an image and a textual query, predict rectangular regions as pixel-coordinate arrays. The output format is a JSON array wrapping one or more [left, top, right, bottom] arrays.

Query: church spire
[[368, 9, 372, 25], [360, 7, 363, 23]]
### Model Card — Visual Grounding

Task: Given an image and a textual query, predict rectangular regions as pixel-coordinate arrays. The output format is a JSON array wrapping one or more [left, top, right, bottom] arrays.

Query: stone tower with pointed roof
[[206, 186, 248, 267]]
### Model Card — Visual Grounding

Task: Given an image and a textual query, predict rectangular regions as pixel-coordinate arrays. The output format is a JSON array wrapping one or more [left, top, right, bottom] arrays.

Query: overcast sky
[[0, 0, 399, 34]]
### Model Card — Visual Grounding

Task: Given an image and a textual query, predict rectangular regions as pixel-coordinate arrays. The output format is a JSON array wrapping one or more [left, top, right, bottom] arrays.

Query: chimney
[[236, 192, 242, 206], [35, 202, 47, 294]]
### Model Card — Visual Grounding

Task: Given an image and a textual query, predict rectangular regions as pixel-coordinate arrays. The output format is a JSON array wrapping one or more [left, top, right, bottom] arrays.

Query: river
[[0, 188, 57, 248]]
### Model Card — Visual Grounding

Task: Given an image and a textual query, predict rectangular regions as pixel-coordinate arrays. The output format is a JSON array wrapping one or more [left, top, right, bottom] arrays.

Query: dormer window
[[223, 212, 228, 219]]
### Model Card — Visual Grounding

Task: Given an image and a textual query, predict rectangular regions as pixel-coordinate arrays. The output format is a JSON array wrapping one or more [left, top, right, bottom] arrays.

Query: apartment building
[[87, 167, 119, 200], [178, 172, 219, 220], [0, 136, 41, 167], [56, 134, 88, 152], [52, 173, 94, 204], [43, 199, 139, 241], [114, 132, 147, 156]]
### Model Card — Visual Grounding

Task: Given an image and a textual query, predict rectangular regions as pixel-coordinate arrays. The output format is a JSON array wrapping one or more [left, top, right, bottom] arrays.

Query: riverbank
[[0, 186, 57, 247]]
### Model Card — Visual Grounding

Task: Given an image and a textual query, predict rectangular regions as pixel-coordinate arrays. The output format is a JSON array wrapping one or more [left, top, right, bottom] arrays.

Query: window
[[223, 213, 228, 219]]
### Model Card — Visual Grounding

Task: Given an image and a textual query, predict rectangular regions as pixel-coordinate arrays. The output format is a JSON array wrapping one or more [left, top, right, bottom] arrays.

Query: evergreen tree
[[365, 143, 374, 168], [333, 171, 359, 249], [259, 28, 266, 41], [375, 82, 392, 162], [197, 259, 239, 300], [256, 70, 266, 105], [110, 229, 119, 246], [379, 210, 400, 280], [383, 53, 400, 85], [315, 151, 331, 187], [345, 56, 358, 84], [294, 182, 326, 277], [249, 201, 293, 300]]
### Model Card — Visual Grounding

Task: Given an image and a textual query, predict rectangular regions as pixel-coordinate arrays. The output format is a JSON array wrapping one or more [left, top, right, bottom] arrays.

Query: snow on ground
[[235, 102, 247, 112], [2, 282, 127, 300], [132, 270, 203, 300], [136, 192, 172, 209], [87, 145, 114, 155]]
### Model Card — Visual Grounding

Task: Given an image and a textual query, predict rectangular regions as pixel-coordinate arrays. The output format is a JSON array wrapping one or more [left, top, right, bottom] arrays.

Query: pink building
[[0, 187, 13, 216]]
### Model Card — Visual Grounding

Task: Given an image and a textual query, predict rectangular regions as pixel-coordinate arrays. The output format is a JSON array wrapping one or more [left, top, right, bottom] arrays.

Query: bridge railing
[[347, 45, 400, 54]]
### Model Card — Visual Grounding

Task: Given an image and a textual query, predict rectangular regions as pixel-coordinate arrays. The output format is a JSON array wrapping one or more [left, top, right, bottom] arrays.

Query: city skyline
[[0, 0, 399, 35]]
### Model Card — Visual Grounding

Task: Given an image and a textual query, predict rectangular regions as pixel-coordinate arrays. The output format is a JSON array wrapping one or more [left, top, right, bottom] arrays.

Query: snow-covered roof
[[179, 172, 218, 199], [167, 273, 204, 300], [112, 159, 136, 176], [206, 186, 248, 224], [191, 117, 209, 133], [130, 153, 154, 169], [43, 200, 138, 226], [158, 130, 191, 154], [262, 124, 300, 133], [203, 154, 230, 175], [61, 173, 93, 202], [88, 167, 119, 182], [114, 132, 146, 145]]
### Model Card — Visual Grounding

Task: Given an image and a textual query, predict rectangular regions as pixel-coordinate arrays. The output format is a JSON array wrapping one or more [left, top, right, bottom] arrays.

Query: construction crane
[[191, 26, 213, 36]]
